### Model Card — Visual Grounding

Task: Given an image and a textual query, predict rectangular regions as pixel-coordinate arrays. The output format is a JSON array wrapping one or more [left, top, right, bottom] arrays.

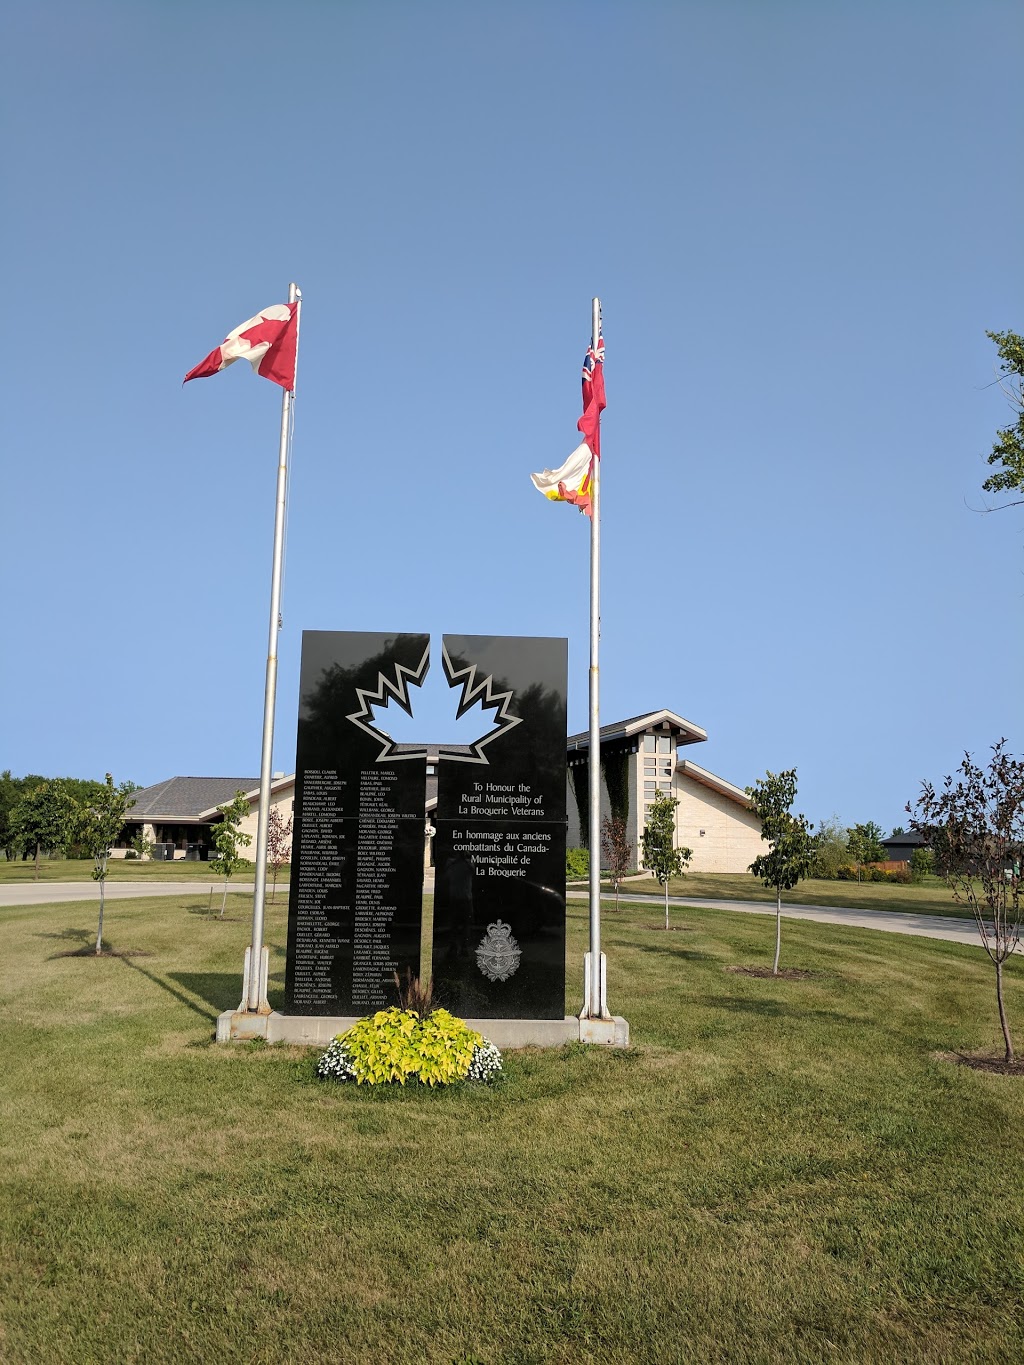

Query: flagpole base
[[579, 951, 613, 1022], [238, 946, 272, 1015]]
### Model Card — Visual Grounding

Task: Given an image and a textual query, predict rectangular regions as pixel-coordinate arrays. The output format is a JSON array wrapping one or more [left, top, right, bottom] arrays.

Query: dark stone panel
[[431, 635, 567, 1019], [285, 631, 428, 1015]]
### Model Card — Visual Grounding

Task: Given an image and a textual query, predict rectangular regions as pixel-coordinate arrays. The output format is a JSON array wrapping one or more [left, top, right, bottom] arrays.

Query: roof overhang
[[197, 773, 296, 821], [677, 759, 752, 809], [567, 709, 707, 757]]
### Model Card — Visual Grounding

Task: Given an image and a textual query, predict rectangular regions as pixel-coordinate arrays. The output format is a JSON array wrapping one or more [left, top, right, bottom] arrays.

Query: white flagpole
[[244, 281, 301, 1014], [585, 295, 610, 1020]]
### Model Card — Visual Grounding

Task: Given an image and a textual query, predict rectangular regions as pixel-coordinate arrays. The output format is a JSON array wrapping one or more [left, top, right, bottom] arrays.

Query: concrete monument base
[[217, 1009, 629, 1049]]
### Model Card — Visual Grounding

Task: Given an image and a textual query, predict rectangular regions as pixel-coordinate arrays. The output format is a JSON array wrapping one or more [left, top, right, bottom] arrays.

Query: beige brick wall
[[237, 784, 296, 853], [673, 775, 763, 874]]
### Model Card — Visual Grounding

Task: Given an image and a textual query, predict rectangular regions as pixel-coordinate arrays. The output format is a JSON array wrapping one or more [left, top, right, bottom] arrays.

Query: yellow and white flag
[[530, 440, 594, 516]]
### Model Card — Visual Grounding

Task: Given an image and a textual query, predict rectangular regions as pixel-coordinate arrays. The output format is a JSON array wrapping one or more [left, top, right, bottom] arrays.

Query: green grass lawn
[[617, 871, 976, 919], [0, 857, 289, 886], [1, 892, 1022, 1362]]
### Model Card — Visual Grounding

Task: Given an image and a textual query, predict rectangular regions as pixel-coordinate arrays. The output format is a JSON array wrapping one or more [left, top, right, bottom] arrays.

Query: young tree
[[601, 813, 633, 912], [981, 329, 1024, 508], [746, 769, 814, 975], [266, 806, 293, 902], [908, 740, 1024, 1063], [640, 793, 692, 930], [80, 774, 134, 954], [210, 792, 253, 917], [847, 821, 887, 881]]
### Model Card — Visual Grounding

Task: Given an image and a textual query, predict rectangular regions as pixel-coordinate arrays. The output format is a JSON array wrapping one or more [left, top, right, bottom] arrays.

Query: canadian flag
[[184, 302, 298, 390]]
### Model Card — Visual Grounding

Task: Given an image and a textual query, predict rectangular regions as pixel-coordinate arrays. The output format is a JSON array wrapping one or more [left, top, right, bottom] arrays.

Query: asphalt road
[[0, 879, 987, 950]]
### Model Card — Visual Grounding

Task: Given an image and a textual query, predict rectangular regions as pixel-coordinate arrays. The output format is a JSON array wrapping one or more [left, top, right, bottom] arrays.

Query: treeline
[[809, 818, 932, 883], [0, 771, 138, 863]]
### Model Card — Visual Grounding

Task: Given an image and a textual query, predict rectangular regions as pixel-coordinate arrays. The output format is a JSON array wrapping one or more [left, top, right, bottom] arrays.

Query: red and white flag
[[530, 335, 605, 517], [184, 303, 298, 390]]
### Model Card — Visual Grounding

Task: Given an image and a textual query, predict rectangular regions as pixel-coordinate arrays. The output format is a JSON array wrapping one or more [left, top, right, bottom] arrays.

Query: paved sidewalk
[[612, 892, 985, 950], [0, 880, 258, 907], [1, 879, 989, 952]]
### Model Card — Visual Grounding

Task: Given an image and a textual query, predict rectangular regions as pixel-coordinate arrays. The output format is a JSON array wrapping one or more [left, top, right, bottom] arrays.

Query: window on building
[[643, 735, 656, 753], [657, 736, 672, 754]]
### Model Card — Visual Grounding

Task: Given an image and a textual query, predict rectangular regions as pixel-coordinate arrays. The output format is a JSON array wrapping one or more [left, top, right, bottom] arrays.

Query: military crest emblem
[[475, 920, 522, 982]]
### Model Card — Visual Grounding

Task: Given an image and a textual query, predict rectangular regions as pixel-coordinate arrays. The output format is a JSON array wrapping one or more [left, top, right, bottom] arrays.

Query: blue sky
[[4, 0, 1022, 834]]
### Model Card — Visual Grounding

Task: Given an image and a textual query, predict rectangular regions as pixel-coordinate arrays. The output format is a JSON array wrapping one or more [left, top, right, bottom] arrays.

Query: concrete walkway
[[0, 879, 988, 951], [0, 880, 258, 907], [613, 892, 986, 950]]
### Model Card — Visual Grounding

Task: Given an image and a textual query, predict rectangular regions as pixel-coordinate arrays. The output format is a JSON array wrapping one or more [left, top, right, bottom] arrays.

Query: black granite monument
[[431, 634, 567, 1019], [285, 631, 429, 1015], [284, 630, 567, 1021]]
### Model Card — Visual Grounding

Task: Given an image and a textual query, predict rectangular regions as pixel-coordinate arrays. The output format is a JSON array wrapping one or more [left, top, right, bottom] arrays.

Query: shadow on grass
[[170, 972, 244, 1015], [700, 994, 859, 1023], [36, 926, 94, 944], [116, 955, 221, 1023], [629, 939, 715, 962]]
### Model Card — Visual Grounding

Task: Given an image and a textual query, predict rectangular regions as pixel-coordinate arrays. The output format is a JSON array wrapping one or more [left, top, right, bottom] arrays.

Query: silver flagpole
[[245, 281, 301, 1014], [586, 295, 610, 1019]]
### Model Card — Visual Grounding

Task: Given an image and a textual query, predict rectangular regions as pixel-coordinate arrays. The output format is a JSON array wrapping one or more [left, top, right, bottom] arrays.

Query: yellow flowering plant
[[316, 1007, 501, 1087]]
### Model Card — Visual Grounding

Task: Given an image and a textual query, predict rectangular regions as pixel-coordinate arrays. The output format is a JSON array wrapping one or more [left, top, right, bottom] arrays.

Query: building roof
[[882, 832, 927, 851], [677, 759, 752, 809], [567, 709, 707, 753], [127, 777, 260, 822]]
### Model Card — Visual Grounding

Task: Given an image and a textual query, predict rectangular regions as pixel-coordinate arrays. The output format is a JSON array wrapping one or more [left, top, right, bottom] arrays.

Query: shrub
[[809, 817, 850, 880], [888, 867, 912, 884], [566, 847, 590, 880], [316, 1008, 502, 1087], [835, 865, 856, 881]]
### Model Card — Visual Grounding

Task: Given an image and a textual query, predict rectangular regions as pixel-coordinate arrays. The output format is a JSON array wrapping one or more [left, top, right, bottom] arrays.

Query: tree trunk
[[95, 873, 105, 950], [220, 876, 229, 917], [773, 887, 782, 975], [664, 877, 670, 930], [34, 842, 40, 881], [996, 959, 1014, 1063]]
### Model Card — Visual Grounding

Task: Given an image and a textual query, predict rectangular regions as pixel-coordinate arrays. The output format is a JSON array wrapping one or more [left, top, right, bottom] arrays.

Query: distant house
[[881, 831, 927, 866], [117, 775, 294, 859]]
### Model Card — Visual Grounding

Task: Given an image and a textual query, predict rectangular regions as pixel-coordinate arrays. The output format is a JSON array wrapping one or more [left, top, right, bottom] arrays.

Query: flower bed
[[316, 1007, 502, 1087]]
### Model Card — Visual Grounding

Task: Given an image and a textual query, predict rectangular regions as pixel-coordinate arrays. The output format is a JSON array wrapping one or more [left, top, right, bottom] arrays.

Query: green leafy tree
[[601, 813, 634, 912], [847, 821, 887, 880], [641, 793, 692, 930], [910, 846, 934, 883], [808, 816, 850, 880], [266, 805, 293, 902], [981, 330, 1024, 507], [747, 770, 814, 974], [908, 741, 1024, 1063], [210, 792, 253, 917], [0, 770, 19, 861], [80, 774, 134, 953], [10, 780, 80, 879]]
